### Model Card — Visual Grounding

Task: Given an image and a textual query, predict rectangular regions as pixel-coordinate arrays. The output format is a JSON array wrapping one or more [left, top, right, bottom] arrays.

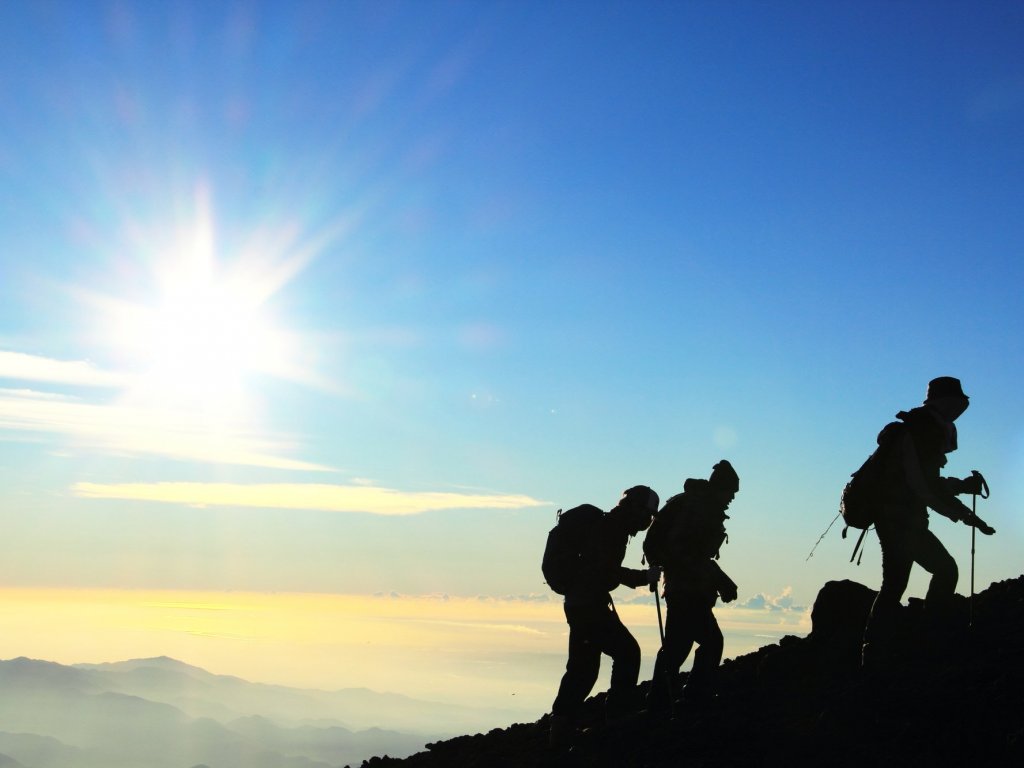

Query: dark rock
[[809, 579, 876, 644], [358, 575, 1024, 766]]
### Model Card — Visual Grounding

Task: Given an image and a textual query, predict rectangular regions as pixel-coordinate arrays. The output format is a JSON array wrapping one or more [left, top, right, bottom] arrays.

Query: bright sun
[[134, 273, 280, 407], [94, 184, 312, 416]]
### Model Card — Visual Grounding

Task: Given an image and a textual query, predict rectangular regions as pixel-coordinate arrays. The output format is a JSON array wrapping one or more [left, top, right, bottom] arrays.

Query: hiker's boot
[[605, 691, 642, 729], [860, 640, 876, 671], [860, 639, 897, 680], [643, 679, 674, 720], [671, 681, 714, 720], [548, 714, 574, 751]]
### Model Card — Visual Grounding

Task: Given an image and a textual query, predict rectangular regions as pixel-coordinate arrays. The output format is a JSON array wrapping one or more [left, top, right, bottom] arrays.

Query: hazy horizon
[[0, 583, 810, 718]]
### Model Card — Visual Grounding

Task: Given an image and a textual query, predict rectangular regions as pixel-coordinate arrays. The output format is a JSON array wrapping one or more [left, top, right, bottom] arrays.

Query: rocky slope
[[353, 575, 1024, 767]]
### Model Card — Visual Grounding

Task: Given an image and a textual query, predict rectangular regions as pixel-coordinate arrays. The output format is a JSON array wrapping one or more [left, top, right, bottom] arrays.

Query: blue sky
[[1, 0, 1022, 710]]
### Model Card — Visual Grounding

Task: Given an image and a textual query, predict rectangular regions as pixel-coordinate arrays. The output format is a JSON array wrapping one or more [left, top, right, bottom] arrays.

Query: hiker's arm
[[901, 434, 972, 522], [618, 567, 649, 589], [707, 560, 737, 603], [941, 472, 986, 497], [940, 477, 968, 496]]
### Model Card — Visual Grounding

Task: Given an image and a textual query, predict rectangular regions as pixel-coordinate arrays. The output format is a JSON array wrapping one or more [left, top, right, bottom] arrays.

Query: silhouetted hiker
[[642, 460, 739, 715], [861, 377, 995, 670], [545, 485, 660, 750]]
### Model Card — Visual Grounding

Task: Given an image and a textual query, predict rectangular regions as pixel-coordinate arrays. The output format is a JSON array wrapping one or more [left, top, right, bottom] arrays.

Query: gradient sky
[[1, 0, 1022, 718]]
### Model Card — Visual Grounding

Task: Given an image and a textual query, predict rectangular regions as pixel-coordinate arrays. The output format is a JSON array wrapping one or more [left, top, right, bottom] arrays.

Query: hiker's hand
[[718, 579, 738, 603], [622, 568, 649, 589], [958, 473, 986, 496], [966, 514, 995, 535], [646, 566, 662, 591]]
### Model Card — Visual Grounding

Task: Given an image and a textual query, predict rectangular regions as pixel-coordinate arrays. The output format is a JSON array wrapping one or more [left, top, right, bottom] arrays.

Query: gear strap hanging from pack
[[847, 525, 871, 565]]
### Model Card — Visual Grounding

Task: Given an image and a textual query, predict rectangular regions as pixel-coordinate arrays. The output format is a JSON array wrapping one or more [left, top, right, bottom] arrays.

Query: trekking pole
[[970, 492, 976, 627], [968, 470, 990, 629], [653, 582, 665, 645], [651, 575, 678, 711]]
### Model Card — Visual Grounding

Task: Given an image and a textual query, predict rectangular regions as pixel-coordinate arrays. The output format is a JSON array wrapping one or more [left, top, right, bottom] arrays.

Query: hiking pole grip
[[971, 469, 990, 499]]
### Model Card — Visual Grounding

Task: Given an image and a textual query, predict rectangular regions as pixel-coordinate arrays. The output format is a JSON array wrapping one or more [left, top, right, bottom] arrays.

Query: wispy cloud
[[0, 387, 331, 472], [418, 619, 546, 636], [71, 481, 549, 515], [0, 350, 128, 388]]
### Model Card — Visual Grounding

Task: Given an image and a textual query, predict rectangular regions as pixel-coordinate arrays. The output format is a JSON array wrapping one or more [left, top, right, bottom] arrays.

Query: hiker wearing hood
[[862, 377, 995, 668], [644, 460, 739, 712], [548, 485, 660, 749]]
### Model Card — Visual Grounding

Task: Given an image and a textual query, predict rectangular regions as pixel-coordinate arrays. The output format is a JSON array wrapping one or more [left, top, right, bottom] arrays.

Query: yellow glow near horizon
[[0, 587, 808, 714], [0, 588, 569, 708]]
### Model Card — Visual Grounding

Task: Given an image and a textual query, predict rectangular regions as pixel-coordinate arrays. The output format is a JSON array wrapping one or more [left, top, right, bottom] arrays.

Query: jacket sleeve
[[707, 560, 737, 601], [618, 566, 649, 589], [900, 432, 971, 521]]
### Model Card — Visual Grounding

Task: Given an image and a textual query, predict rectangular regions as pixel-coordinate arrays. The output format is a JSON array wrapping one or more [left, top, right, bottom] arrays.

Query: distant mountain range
[[0, 655, 523, 768]]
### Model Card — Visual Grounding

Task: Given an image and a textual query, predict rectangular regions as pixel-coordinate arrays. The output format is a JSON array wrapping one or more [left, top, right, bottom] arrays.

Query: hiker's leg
[[648, 593, 692, 708], [862, 511, 916, 671], [685, 606, 723, 700], [912, 526, 958, 618], [865, 512, 914, 642], [551, 605, 602, 719], [691, 610, 724, 672], [648, 648, 673, 710], [595, 606, 641, 716]]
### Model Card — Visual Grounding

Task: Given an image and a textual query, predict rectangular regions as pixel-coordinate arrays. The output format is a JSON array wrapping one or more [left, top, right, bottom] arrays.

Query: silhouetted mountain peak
[[76, 655, 235, 681], [353, 574, 1024, 767], [0, 656, 97, 691]]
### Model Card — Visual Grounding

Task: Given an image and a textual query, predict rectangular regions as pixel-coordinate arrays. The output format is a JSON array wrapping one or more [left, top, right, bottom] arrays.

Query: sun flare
[[92, 184, 318, 417], [129, 269, 280, 407]]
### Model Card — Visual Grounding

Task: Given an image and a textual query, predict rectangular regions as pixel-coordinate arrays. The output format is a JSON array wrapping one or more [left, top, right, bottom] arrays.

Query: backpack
[[643, 479, 727, 567], [643, 496, 682, 568], [839, 453, 884, 531], [541, 504, 604, 595], [839, 422, 902, 562]]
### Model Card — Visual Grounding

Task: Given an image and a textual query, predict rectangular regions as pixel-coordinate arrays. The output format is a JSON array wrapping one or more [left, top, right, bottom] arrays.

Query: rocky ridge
[[354, 575, 1024, 767]]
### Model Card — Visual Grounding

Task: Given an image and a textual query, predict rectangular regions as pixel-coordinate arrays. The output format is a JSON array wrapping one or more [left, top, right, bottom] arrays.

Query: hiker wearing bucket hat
[[861, 377, 995, 670]]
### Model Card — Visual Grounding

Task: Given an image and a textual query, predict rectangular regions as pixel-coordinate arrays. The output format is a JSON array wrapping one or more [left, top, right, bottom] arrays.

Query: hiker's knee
[[618, 633, 641, 669]]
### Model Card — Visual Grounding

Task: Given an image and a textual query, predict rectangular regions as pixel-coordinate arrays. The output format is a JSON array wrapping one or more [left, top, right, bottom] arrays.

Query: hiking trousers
[[551, 600, 641, 719], [865, 508, 958, 644], [649, 590, 723, 706]]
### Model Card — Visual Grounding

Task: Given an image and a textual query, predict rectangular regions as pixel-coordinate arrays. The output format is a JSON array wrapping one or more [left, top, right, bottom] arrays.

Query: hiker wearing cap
[[643, 460, 739, 713], [548, 485, 660, 748], [861, 377, 995, 668]]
